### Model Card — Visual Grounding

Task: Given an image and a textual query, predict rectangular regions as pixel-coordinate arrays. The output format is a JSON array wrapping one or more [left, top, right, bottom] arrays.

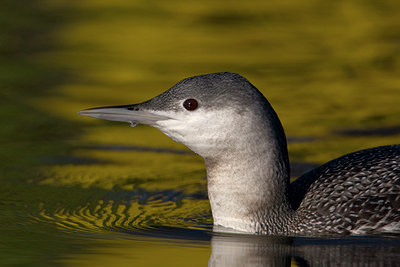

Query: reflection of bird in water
[[79, 72, 400, 235], [208, 233, 400, 267]]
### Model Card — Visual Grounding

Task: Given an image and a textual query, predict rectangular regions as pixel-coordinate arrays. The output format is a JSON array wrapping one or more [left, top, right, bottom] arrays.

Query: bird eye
[[183, 99, 198, 111]]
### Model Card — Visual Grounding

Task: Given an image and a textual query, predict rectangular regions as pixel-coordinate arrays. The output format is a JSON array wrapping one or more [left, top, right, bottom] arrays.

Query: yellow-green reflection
[[1, 0, 400, 265], [32, 0, 400, 162], [60, 236, 211, 267], [33, 147, 211, 232]]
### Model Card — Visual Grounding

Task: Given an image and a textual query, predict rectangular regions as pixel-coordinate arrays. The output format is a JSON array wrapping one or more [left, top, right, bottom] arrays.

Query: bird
[[79, 72, 400, 236]]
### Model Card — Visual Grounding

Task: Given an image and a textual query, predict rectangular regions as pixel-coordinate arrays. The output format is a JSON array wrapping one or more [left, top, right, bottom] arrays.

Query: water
[[1, 0, 400, 266]]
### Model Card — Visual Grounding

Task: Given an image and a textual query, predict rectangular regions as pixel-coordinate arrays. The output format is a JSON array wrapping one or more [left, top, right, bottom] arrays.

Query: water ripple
[[28, 187, 212, 238]]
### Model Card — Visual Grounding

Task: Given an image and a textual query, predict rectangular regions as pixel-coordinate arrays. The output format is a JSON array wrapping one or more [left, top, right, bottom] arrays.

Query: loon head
[[79, 72, 287, 161]]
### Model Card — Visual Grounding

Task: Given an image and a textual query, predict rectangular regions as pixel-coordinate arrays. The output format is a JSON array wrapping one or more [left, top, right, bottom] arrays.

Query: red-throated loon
[[79, 72, 400, 235]]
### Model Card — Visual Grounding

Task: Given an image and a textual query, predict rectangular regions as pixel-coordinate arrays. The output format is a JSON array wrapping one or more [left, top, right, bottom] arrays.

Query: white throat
[[154, 96, 293, 234], [197, 109, 292, 233], [204, 131, 292, 233]]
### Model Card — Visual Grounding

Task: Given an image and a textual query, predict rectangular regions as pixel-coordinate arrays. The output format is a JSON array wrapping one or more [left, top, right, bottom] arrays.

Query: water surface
[[1, 0, 400, 266]]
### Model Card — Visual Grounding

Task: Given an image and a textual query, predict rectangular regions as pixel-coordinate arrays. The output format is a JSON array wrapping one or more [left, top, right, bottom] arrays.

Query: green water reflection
[[1, 0, 400, 265]]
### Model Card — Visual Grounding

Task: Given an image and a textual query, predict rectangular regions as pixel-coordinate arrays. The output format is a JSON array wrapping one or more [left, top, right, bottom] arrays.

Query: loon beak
[[78, 104, 170, 126]]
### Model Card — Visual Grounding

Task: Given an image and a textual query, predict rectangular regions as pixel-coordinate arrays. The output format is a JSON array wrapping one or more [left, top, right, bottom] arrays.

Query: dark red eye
[[183, 99, 198, 111]]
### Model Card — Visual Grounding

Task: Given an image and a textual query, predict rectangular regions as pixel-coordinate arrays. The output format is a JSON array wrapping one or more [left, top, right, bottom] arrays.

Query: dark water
[[1, 0, 400, 266]]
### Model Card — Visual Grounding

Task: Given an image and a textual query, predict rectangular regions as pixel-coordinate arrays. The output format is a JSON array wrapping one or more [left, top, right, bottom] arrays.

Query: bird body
[[79, 72, 400, 236], [291, 145, 400, 235]]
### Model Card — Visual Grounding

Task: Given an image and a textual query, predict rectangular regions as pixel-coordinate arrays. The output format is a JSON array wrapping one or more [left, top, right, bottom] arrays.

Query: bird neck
[[204, 115, 293, 234]]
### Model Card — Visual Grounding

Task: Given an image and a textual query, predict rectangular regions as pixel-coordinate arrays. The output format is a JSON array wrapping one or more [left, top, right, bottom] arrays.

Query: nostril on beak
[[127, 106, 140, 111]]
